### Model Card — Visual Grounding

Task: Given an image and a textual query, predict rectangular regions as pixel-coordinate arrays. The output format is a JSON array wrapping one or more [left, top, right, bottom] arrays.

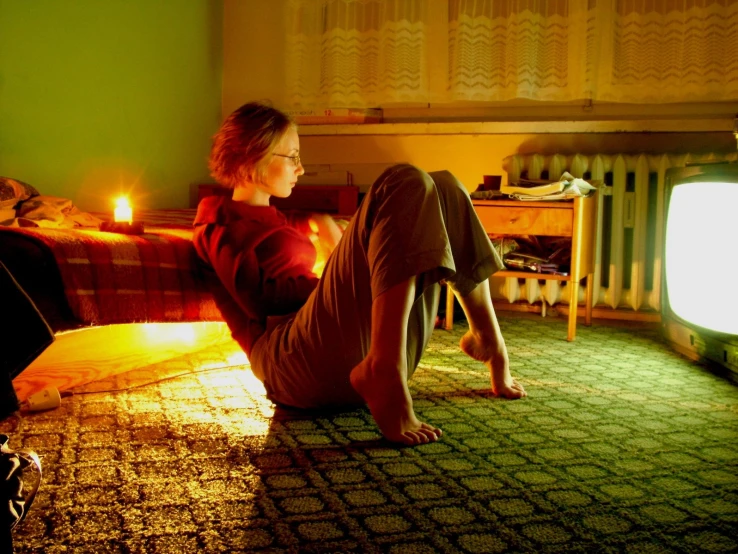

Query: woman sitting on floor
[[193, 102, 526, 446]]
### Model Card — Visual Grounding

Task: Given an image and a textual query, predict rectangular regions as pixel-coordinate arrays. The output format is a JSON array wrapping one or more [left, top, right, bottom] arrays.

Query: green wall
[[0, 0, 222, 211]]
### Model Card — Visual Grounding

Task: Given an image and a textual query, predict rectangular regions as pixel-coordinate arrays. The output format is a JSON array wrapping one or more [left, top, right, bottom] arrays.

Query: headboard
[[194, 183, 360, 216]]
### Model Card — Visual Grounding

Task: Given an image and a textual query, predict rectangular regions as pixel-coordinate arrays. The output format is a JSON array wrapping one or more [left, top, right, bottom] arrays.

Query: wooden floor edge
[[13, 322, 234, 402], [492, 301, 662, 323]]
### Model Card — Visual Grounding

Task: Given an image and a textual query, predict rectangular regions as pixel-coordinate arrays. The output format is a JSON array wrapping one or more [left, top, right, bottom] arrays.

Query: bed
[[0, 207, 236, 402], [0, 208, 221, 332], [1, 182, 359, 402]]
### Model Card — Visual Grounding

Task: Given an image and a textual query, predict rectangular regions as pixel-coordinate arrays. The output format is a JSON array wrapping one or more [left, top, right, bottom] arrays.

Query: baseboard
[[492, 301, 661, 323]]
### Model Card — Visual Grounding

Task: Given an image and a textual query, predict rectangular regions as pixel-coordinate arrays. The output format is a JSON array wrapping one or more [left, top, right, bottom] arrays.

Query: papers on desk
[[502, 172, 596, 201]]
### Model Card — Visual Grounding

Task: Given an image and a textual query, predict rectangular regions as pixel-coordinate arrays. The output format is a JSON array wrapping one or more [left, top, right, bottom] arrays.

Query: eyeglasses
[[273, 153, 301, 167]]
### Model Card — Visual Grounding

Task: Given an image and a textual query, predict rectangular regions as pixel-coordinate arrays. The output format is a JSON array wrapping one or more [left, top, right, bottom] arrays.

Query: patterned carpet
[[4, 314, 738, 553]]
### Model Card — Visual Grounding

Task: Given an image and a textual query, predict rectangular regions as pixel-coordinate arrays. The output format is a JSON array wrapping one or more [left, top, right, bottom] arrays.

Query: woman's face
[[258, 125, 304, 198]]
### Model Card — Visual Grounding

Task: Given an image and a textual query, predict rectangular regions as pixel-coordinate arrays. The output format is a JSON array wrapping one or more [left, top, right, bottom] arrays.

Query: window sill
[[298, 118, 734, 136]]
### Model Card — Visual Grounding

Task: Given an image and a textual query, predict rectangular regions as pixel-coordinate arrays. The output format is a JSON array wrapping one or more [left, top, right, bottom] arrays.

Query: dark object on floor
[[0, 261, 55, 419], [1, 434, 42, 553]]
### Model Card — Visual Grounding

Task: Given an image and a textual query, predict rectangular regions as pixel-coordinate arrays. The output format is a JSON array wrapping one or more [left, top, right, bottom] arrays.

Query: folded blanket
[[1, 196, 103, 229]]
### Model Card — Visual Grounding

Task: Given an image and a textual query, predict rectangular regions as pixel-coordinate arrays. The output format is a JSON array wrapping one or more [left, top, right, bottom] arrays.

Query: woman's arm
[[309, 213, 343, 259], [281, 211, 345, 276]]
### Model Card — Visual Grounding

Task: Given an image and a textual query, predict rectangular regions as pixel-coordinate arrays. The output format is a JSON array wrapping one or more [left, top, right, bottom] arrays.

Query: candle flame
[[114, 196, 133, 223]]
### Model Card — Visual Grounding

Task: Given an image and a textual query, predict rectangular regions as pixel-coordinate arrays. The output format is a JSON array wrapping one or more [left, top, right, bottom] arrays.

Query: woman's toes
[[402, 431, 424, 445], [420, 423, 442, 439], [418, 426, 441, 442], [512, 380, 527, 396]]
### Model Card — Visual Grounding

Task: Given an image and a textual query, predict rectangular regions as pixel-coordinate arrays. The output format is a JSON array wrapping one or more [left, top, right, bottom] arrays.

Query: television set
[[661, 162, 738, 377]]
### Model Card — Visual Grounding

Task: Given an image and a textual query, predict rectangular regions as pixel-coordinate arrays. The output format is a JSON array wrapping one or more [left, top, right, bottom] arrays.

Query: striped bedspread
[[3, 209, 222, 326]]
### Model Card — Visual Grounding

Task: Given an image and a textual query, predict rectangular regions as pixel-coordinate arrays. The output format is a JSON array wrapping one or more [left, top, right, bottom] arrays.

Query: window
[[285, 0, 738, 109]]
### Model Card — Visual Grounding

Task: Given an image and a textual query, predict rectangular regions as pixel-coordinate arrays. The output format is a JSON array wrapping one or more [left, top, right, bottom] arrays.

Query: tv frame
[[661, 162, 738, 377]]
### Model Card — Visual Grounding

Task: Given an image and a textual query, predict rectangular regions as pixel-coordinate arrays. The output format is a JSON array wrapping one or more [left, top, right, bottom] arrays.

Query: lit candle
[[114, 197, 133, 224]]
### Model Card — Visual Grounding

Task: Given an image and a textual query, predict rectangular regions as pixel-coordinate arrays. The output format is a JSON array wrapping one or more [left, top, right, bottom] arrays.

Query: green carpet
[[4, 315, 738, 553]]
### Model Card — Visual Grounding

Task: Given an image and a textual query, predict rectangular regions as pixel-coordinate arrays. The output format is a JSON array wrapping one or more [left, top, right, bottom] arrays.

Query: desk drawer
[[475, 205, 573, 236]]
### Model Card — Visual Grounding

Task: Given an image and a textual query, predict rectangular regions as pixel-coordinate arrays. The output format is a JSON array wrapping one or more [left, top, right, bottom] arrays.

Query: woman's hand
[[308, 213, 344, 276], [310, 213, 343, 256]]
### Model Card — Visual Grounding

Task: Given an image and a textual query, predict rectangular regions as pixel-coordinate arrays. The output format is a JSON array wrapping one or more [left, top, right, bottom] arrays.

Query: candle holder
[[99, 220, 145, 235]]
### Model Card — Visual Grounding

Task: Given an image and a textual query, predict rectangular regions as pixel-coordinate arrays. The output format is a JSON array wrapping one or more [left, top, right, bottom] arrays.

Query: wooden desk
[[446, 194, 598, 341]]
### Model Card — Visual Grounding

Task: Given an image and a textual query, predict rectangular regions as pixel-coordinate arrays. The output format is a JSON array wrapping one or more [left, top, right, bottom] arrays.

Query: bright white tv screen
[[664, 180, 738, 335]]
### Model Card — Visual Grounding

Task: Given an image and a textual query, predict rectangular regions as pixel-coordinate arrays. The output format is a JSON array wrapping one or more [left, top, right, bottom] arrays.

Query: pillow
[[0, 177, 40, 210]]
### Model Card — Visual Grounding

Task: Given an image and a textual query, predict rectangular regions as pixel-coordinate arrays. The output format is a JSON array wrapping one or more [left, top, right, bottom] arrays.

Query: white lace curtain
[[286, 0, 738, 108], [448, 0, 592, 102], [286, 0, 430, 107], [593, 0, 738, 103]]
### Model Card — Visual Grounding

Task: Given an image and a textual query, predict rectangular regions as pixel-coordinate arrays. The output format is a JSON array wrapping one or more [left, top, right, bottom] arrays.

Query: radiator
[[497, 151, 738, 315]]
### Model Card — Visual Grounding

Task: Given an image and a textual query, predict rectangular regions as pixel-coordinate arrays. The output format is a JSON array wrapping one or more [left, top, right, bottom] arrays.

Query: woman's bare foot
[[350, 358, 442, 445], [460, 330, 527, 399]]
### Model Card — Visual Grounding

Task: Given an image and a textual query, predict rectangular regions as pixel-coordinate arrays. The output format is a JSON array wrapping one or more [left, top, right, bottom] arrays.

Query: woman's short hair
[[209, 102, 295, 188]]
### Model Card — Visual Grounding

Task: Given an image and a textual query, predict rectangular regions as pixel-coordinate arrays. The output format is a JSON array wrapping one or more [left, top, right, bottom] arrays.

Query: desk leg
[[585, 274, 594, 326], [567, 280, 577, 342], [445, 283, 454, 330]]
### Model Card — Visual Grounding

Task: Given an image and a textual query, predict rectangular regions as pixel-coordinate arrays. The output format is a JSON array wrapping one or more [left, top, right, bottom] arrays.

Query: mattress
[[0, 209, 221, 331]]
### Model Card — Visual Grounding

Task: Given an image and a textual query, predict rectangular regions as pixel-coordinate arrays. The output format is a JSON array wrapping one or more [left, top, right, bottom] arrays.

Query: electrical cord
[[62, 362, 250, 397]]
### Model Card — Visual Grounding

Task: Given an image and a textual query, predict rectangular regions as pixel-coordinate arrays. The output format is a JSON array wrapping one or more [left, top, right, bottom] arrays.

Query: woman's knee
[[428, 170, 470, 198], [372, 164, 435, 198], [370, 165, 472, 208]]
